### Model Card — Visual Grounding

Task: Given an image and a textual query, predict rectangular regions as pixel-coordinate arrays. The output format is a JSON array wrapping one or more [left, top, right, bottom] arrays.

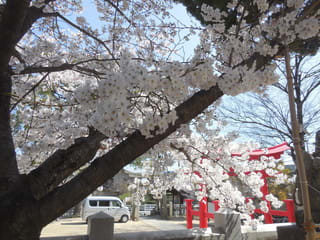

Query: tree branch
[[302, 81, 320, 103], [170, 143, 193, 163], [10, 72, 49, 112], [27, 128, 106, 200], [104, 0, 135, 27], [37, 84, 224, 223], [56, 12, 116, 61]]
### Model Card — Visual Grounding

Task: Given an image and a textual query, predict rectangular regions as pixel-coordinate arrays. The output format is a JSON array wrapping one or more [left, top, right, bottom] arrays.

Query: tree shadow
[[61, 222, 86, 225]]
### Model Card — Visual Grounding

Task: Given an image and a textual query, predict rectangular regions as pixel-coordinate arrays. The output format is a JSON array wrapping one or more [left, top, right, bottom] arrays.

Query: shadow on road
[[61, 222, 86, 225]]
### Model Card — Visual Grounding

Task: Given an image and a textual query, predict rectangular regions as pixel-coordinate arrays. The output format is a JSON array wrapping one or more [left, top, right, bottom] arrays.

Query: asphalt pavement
[[40, 215, 292, 240], [40, 216, 189, 238]]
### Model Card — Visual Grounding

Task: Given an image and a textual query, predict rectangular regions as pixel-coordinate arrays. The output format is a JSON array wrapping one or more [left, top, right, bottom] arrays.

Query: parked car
[[81, 196, 130, 223]]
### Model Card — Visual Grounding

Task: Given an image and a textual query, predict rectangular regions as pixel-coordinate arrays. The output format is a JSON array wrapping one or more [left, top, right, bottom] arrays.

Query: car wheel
[[120, 215, 129, 223]]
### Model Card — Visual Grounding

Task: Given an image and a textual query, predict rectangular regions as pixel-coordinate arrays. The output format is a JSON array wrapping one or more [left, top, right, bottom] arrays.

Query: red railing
[[184, 142, 295, 229], [185, 198, 295, 229], [185, 198, 219, 229], [255, 199, 296, 223]]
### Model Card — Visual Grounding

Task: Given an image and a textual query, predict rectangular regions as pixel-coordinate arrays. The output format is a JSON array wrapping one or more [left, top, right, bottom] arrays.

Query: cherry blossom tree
[[0, 0, 319, 239], [128, 130, 291, 227]]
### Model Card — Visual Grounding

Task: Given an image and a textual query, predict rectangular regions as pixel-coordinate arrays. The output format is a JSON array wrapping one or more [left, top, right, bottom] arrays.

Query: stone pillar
[[160, 194, 168, 219], [87, 211, 114, 240], [277, 225, 305, 240], [169, 202, 173, 218], [214, 211, 242, 240], [131, 204, 140, 221]]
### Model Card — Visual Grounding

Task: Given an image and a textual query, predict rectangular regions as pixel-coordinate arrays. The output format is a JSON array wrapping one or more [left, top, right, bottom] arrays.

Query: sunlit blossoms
[[11, 0, 319, 174], [127, 129, 288, 225], [2, 0, 320, 238], [7, 0, 318, 226]]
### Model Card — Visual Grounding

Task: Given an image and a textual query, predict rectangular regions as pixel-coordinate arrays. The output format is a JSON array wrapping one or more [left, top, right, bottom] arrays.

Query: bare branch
[[55, 12, 117, 62], [10, 72, 49, 112], [104, 0, 135, 27], [170, 143, 194, 163]]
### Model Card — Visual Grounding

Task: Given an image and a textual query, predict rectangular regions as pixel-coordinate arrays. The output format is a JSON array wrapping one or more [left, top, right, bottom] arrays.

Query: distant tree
[[176, 1, 320, 236], [218, 53, 320, 153], [268, 165, 295, 201]]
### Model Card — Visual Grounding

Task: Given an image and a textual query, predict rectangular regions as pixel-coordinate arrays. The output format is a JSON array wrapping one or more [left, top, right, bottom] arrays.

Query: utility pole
[[284, 47, 315, 240]]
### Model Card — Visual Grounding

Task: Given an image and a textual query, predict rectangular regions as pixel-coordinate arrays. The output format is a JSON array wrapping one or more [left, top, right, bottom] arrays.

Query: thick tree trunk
[[0, 177, 43, 240], [0, 84, 224, 240], [0, 213, 42, 240], [0, 3, 42, 239], [2, 2, 318, 239], [0, 72, 19, 194]]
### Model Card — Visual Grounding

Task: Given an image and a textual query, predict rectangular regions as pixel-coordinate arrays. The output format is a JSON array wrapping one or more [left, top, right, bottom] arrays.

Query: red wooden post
[[260, 170, 270, 198], [184, 143, 294, 227], [185, 199, 193, 229], [199, 198, 208, 228], [213, 200, 220, 211], [263, 213, 273, 224], [284, 199, 296, 222], [261, 173, 273, 223], [264, 201, 273, 224]]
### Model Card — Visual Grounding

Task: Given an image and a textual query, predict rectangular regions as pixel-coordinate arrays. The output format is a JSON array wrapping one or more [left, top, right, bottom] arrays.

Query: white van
[[81, 196, 130, 223]]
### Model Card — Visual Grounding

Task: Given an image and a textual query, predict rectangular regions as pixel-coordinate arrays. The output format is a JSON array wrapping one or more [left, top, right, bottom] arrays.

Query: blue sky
[[77, 0, 200, 59], [75, 1, 311, 164]]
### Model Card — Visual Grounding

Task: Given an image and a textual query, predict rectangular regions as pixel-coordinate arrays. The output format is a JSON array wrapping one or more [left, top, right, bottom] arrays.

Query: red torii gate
[[185, 142, 296, 229]]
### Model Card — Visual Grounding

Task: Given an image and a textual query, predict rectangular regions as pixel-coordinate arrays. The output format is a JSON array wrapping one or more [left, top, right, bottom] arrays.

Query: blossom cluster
[[8, 1, 314, 225], [201, 0, 320, 95], [11, 0, 319, 172], [126, 128, 288, 226]]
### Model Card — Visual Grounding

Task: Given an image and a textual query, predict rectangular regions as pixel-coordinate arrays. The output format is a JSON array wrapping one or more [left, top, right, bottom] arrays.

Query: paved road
[[41, 216, 189, 238], [41, 215, 292, 239]]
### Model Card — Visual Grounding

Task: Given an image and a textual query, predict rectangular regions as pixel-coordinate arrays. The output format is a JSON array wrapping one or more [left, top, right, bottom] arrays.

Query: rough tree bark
[[0, 5, 224, 240], [0, 4, 226, 236], [1, 1, 320, 240], [0, 85, 224, 240], [0, 0, 30, 196]]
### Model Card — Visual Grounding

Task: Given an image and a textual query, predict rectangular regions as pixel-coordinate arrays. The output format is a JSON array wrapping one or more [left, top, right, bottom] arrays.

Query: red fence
[[253, 199, 296, 224], [185, 198, 296, 229], [185, 198, 219, 229], [184, 143, 295, 229]]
